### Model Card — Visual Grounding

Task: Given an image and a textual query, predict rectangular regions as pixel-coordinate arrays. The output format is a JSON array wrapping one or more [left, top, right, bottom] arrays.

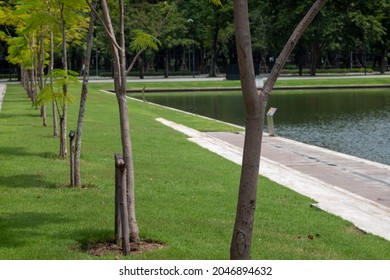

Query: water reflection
[[133, 90, 390, 165]]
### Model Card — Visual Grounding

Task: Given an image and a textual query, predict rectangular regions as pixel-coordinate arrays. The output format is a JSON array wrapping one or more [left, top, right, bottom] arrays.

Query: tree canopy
[[1, 0, 390, 76]]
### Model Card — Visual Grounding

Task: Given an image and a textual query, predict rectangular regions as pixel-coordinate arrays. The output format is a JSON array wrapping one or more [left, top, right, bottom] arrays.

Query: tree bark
[[380, 49, 387, 74], [74, 0, 97, 187], [59, 2, 68, 159], [310, 39, 320, 76], [209, 25, 219, 77], [50, 32, 59, 138], [38, 33, 47, 127], [230, 0, 328, 260], [164, 49, 169, 78]]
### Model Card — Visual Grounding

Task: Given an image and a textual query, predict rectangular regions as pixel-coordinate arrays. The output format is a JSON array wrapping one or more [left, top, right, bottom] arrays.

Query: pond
[[132, 89, 390, 165]]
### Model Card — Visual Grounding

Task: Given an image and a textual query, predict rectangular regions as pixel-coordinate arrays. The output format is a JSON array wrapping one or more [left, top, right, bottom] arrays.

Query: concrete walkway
[[0, 83, 6, 112], [156, 118, 390, 241]]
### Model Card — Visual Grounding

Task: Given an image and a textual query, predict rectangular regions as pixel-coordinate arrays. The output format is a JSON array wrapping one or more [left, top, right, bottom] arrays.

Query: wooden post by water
[[114, 153, 130, 255]]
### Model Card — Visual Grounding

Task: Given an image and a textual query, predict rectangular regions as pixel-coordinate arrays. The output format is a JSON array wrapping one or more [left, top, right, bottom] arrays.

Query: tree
[[89, 0, 148, 251], [73, 0, 98, 187], [230, 0, 328, 260], [88, 0, 178, 252], [0, 0, 88, 156], [203, 0, 233, 77]]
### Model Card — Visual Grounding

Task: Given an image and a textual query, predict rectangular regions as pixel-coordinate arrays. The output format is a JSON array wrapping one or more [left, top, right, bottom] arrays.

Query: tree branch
[[125, 0, 179, 74], [85, 0, 122, 51], [262, 0, 328, 99]]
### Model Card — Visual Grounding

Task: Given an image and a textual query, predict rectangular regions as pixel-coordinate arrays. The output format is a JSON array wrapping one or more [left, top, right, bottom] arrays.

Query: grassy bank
[[102, 75, 390, 91], [1, 83, 389, 260]]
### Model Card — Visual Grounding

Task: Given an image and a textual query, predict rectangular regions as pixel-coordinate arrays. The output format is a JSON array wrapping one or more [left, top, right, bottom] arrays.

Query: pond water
[[133, 89, 390, 165]]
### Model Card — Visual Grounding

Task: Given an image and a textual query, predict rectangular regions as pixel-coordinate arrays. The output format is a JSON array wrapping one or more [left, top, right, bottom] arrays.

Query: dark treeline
[[2, 0, 390, 78]]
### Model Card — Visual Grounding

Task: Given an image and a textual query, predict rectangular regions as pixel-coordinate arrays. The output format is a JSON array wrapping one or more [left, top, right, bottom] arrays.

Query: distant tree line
[[1, 0, 390, 79]]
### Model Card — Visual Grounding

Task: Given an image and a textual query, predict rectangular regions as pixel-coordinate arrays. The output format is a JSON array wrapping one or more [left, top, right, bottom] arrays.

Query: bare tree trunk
[[230, 0, 328, 260], [38, 33, 47, 127], [74, 0, 97, 187], [59, 2, 68, 159], [209, 26, 219, 77], [380, 49, 387, 74], [49, 32, 59, 137], [118, 0, 140, 249], [164, 49, 169, 78], [310, 39, 320, 76], [28, 36, 37, 104]]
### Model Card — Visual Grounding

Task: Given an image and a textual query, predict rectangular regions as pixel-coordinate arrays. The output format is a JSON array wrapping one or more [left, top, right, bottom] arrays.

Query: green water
[[133, 89, 390, 165]]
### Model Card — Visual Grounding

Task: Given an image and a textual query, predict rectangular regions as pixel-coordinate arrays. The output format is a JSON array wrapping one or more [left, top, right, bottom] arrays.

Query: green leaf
[[130, 30, 161, 53], [34, 69, 78, 106]]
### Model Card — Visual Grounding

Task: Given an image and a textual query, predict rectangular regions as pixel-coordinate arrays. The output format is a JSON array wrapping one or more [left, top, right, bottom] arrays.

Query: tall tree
[[230, 0, 327, 260], [88, 0, 177, 251], [73, 0, 98, 187], [90, 0, 140, 250]]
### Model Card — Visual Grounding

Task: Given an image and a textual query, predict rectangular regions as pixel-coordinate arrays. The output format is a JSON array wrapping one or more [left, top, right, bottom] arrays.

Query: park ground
[[0, 77, 390, 259]]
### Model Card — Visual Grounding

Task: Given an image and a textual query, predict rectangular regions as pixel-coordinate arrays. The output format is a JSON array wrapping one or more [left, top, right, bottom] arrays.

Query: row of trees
[[0, 0, 373, 259], [58, 0, 390, 77], [2, 1, 390, 78]]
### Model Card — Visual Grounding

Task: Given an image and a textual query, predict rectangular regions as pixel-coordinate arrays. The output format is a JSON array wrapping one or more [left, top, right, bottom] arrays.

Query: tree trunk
[[230, 0, 328, 260], [38, 33, 47, 127], [117, 93, 139, 248], [59, 3, 68, 159], [138, 57, 144, 79], [164, 49, 169, 78], [74, 0, 97, 187], [28, 36, 37, 104], [50, 32, 59, 137], [230, 0, 263, 260], [380, 49, 387, 74], [209, 26, 219, 77], [310, 40, 320, 76]]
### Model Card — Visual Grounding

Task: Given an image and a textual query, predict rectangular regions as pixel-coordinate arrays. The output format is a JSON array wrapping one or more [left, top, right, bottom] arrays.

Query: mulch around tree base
[[87, 239, 165, 257]]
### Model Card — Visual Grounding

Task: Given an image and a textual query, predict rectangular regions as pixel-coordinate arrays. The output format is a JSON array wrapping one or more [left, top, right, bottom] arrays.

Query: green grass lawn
[[1, 81, 390, 260]]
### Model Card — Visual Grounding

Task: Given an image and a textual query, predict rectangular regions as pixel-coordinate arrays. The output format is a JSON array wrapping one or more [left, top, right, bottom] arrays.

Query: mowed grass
[[0, 82, 390, 260]]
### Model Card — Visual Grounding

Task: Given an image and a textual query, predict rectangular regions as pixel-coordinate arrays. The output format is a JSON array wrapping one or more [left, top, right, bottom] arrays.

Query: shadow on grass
[[73, 229, 114, 250], [0, 147, 60, 160], [0, 146, 32, 157], [0, 212, 71, 249], [0, 112, 40, 119], [0, 174, 58, 189]]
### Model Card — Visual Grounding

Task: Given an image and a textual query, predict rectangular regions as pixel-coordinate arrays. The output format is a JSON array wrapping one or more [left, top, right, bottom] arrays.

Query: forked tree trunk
[[90, 0, 176, 253], [230, 0, 328, 260], [74, 0, 98, 187], [98, 0, 140, 250]]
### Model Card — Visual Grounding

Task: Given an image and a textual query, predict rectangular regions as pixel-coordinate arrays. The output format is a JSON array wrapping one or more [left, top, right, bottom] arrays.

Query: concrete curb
[[0, 83, 7, 112]]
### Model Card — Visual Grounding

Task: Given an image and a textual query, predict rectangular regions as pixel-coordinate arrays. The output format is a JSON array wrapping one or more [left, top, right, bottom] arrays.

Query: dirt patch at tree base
[[87, 239, 165, 257]]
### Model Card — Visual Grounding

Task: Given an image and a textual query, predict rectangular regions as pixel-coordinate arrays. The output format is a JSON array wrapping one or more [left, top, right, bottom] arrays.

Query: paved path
[[207, 131, 390, 208], [156, 118, 390, 241], [0, 83, 6, 112]]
